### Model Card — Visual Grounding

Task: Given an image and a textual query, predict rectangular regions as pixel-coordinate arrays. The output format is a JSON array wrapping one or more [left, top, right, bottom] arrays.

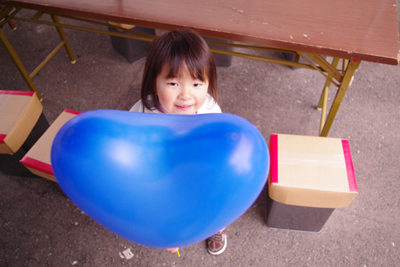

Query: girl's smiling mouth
[[175, 105, 193, 111]]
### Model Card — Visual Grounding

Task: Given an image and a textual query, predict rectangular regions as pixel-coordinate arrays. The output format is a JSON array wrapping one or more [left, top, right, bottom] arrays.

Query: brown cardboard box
[[20, 109, 81, 181], [265, 134, 358, 232], [0, 90, 42, 154]]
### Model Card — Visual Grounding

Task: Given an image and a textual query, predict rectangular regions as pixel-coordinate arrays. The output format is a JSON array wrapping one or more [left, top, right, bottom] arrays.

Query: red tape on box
[[342, 139, 358, 192], [270, 134, 278, 184], [20, 156, 54, 176], [0, 90, 34, 96]]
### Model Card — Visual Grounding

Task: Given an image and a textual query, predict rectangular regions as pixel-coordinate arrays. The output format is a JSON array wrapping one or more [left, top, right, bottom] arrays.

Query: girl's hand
[[166, 247, 179, 253]]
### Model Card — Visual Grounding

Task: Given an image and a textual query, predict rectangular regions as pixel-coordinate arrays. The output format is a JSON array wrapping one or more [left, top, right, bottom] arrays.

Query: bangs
[[163, 35, 209, 81], [166, 60, 208, 82]]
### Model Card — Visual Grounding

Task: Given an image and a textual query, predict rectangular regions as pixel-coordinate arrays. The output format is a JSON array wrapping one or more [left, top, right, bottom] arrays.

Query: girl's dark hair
[[140, 28, 218, 111]]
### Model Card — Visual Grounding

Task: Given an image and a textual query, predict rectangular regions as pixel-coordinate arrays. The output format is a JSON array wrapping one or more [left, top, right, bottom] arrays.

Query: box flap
[[20, 109, 80, 181], [0, 91, 42, 154], [269, 134, 358, 208]]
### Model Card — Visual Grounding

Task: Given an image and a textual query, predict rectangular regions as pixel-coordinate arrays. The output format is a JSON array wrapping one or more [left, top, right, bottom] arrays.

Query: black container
[[109, 26, 233, 67], [108, 26, 155, 64], [281, 53, 326, 70], [203, 36, 233, 68], [0, 113, 49, 177], [265, 185, 335, 232]]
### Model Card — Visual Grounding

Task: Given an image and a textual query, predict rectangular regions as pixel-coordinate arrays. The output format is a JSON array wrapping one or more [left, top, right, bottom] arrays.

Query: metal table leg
[[319, 59, 361, 137], [0, 27, 43, 100]]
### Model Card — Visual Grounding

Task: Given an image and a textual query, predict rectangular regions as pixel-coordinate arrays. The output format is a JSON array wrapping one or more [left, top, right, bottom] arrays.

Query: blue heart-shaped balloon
[[51, 110, 269, 249]]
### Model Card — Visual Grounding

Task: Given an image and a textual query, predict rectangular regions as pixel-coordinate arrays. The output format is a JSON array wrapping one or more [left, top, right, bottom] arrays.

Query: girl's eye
[[194, 83, 202, 87], [168, 82, 178, 86]]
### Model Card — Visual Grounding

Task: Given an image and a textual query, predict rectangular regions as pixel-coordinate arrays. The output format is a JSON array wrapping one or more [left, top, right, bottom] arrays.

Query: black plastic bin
[[108, 26, 155, 64], [265, 185, 335, 232], [203, 36, 233, 68]]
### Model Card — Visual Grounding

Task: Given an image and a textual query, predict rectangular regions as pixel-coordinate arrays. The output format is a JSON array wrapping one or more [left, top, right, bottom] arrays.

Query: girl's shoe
[[207, 229, 227, 255]]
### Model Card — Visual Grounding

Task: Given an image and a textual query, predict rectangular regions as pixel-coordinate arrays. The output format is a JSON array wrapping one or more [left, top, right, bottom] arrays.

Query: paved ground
[[1, 7, 400, 267]]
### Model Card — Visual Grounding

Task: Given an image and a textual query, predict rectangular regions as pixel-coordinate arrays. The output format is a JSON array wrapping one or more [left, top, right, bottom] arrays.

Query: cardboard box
[[265, 134, 358, 232], [0, 91, 49, 177], [0, 90, 43, 154], [20, 109, 81, 181]]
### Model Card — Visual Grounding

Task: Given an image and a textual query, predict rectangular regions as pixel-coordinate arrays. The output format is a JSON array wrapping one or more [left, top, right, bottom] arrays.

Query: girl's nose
[[179, 86, 192, 100]]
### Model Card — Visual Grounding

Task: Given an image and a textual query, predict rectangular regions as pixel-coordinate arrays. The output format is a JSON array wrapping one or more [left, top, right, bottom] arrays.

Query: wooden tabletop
[[2, 0, 399, 65]]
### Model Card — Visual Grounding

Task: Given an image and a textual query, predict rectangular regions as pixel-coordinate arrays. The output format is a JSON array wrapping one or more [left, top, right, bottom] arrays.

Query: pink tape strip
[[270, 134, 278, 184], [20, 156, 54, 176], [0, 90, 34, 96], [342, 140, 358, 192], [63, 109, 81, 115], [0, 134, 6, 144]]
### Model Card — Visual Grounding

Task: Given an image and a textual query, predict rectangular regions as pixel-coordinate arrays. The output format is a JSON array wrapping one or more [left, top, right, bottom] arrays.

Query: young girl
[[130, 28, 226, 255]]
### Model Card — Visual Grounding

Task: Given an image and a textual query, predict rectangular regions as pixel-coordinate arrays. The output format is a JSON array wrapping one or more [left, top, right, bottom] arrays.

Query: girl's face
[[156, 64, 209, 114]]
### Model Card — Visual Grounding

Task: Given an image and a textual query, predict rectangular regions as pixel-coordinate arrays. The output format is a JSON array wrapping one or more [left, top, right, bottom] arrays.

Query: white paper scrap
[[122, 248, 134, 259]]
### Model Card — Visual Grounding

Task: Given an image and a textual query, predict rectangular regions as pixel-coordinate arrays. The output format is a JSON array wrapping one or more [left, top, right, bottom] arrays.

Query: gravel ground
[[1, 6, 400, 267]]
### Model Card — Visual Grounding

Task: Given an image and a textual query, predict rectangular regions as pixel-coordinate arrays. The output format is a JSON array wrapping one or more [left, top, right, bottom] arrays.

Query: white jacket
[[129, 94, 222, 114]]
